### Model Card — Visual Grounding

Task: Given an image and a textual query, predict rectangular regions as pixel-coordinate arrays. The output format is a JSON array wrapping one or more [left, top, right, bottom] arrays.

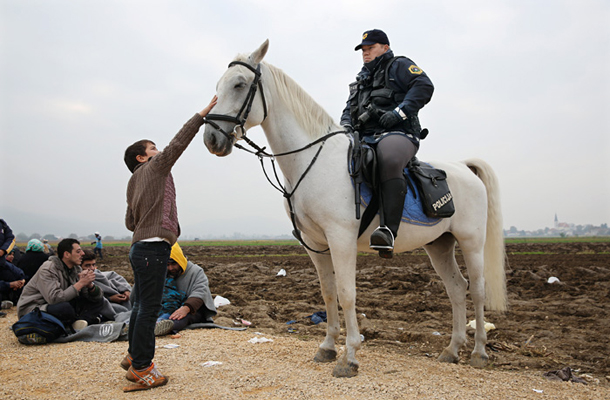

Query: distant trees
[[16, 232, 29, 242]]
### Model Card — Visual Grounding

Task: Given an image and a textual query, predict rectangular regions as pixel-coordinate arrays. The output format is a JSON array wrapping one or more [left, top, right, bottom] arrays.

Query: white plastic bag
[[214, 295, 231, 307]]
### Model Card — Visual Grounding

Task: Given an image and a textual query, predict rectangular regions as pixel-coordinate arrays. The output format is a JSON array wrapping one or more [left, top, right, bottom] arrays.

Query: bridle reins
[[203, 60, 348, 254]]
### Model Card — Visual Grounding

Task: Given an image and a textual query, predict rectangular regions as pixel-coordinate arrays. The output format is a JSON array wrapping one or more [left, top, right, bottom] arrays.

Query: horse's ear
[[249, 39, 269, 65]]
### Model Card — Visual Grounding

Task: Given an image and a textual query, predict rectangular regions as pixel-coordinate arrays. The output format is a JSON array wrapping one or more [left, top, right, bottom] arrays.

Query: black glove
[[342, 124, 354, 134], [379, 110, 402, 129]]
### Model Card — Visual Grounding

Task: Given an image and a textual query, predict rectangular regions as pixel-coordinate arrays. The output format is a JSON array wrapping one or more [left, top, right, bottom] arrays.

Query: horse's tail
[[464, 158, 507, 312]]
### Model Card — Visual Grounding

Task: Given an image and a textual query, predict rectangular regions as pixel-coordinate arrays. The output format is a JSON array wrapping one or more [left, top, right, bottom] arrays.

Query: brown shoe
[[123, 363, 168, 392], [120, 354, 132, 371]]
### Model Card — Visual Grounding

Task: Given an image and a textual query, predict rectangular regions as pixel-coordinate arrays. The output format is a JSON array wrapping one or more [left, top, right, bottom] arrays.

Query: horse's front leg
[[306, 249, 340, 364], [327, 236, 360, 378]]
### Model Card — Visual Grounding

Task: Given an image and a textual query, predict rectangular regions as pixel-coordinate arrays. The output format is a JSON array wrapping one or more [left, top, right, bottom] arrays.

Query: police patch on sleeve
[[408, 65, 423, 75]]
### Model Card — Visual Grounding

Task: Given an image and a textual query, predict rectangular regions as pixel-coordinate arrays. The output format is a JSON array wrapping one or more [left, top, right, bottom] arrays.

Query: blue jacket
[[0, 261, 26, 292], [0, 219, 15, 268]]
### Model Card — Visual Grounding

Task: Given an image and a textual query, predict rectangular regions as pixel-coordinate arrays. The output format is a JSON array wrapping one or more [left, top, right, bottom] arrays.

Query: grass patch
[[17, 237, 609, 249], [201, 253, 310, 258], [180, 240, 300, 247], [508, 251, 549, 255], [16, 239, 302, 248], [505, 237, 610, 244]]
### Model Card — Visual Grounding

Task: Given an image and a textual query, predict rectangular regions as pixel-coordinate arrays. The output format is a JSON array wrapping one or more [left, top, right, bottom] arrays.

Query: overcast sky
[[1, 0, 609, 239]]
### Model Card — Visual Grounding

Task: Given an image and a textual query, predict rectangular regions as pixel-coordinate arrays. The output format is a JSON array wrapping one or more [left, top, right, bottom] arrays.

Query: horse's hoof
[[332, 359, 359, 378], [314, 348, 337, 363], [437, 349, 459, 364], [470, 353, 489, 368]]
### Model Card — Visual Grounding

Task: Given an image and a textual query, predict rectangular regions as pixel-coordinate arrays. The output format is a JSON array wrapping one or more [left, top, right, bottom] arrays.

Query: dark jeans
[[171, 307, 216, 332], [93, 247, 103, 259], [128, 241, 170, 370], [46, 296, 104, 327], [0, 288, 22, 303]]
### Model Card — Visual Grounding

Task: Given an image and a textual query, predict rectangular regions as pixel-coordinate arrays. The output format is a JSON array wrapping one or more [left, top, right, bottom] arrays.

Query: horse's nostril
[[210, 133, 217, 147]]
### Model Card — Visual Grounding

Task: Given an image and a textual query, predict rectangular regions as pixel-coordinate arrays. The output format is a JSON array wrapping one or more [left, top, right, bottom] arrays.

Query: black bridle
[[204, 61, 268, 151], [203, 60, 348, 254]]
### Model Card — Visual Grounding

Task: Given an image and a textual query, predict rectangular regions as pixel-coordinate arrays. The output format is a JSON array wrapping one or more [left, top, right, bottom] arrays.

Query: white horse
[[203, 40, 507, 378]]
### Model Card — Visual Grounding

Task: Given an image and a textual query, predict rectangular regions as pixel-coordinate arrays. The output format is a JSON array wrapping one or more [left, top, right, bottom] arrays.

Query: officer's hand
[[342, 124, 354, 134], [379, 110, 402, 129]]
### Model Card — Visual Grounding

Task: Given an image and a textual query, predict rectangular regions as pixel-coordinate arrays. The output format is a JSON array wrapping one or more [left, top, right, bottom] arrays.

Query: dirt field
[[1, 240, 609, 399], [106, 240, 610, 381]]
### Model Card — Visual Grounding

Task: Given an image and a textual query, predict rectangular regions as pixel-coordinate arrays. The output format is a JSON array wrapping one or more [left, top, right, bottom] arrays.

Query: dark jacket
[[0, 219, 15, 268], [0, 261, 26, 293], [340, 50, 434, 137], [17, 251, 50, 280]]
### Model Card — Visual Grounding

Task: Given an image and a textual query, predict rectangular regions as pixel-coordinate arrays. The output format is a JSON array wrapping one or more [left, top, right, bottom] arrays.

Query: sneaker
[[123, 363, 168, 392], [120, 323, 129, 337], [72, 320, 88, 331], [18, 333, 47, 344], [154, 319, 174, 336], [0, 311, 6, 318], [1, 300, 14, 309], [120, 354, 133, 371]]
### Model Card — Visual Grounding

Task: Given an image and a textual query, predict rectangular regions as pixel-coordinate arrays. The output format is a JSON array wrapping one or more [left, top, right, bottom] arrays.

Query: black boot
[[370, 178, 407, 258]]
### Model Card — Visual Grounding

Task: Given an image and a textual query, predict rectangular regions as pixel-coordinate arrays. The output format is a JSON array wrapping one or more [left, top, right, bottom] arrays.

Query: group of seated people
[[1, 235, 217, 339]]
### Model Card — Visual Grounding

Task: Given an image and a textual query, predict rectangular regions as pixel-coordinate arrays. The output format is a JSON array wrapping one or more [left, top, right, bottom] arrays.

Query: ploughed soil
[[98, 240, 610, 386]]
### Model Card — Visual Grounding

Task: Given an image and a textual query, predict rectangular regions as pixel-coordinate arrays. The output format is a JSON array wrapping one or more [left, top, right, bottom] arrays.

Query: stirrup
[[369, 226, 395, 250]]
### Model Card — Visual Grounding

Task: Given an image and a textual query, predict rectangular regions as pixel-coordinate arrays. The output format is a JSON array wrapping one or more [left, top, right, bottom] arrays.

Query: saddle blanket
[[360, 168, 441, 227]]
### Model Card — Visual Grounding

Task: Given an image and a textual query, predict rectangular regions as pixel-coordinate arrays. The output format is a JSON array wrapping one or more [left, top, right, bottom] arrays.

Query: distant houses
[[504, 214, 609, 237]]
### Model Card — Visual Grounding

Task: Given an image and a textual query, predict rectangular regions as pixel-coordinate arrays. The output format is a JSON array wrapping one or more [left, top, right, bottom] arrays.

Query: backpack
[[12, 307, 68, 345]]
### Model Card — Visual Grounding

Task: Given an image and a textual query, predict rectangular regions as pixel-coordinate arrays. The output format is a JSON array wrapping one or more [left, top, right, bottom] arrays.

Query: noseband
[[204, 61, 268, 144]]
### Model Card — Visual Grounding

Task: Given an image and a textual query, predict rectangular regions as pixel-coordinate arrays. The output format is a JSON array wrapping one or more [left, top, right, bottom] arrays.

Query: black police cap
[[355, 29, 390, 51]]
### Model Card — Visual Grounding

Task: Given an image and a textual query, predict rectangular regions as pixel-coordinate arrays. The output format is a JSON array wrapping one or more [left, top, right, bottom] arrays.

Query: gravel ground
[[1, 308, 608, 400]]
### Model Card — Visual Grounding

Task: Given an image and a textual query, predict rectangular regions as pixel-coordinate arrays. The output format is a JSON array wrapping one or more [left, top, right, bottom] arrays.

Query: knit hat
[[26, 239, 44, 252], [169, 242, 187, 272]]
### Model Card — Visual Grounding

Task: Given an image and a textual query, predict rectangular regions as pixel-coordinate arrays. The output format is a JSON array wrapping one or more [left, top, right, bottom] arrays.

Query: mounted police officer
[[341, 29, 434, 257]]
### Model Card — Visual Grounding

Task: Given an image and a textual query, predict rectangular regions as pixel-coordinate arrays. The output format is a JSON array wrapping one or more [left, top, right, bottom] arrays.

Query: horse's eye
[[234, 82, 246, 89]]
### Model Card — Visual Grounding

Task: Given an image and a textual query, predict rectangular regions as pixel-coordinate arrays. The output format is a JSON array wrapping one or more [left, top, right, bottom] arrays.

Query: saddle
[[351, 140, 454, 238]]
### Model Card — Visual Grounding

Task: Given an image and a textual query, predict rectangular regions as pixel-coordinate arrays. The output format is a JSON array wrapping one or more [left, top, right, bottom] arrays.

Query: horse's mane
[[234, 54, 337, 139]]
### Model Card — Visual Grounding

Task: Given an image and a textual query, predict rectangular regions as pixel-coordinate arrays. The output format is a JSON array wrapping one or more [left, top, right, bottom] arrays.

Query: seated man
[[1, 249, 26, 309], [154, 243, 216, 335], [17, 238, 104, 331], [81, 250, 132, 321]]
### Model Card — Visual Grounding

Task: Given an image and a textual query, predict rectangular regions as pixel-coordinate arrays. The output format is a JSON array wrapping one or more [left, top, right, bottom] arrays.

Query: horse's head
[[203, 40, 270, 157]]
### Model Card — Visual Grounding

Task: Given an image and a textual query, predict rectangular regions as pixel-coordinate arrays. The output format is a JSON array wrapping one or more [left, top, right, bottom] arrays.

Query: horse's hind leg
[[461, 243, 489, 368], [306, 251, 340, 364], [423, 233, 468, 364]]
